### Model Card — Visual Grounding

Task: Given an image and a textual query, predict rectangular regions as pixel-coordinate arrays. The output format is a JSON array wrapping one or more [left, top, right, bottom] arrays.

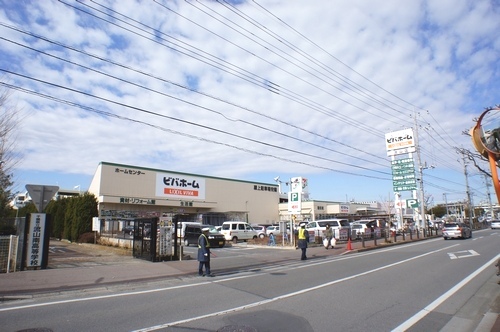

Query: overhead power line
[[0, 69, 394, 179]]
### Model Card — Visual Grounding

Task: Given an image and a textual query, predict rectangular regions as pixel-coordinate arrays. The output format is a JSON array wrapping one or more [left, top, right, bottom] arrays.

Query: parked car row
[[125, 218, 481, 246], [305, 219, 351, 239], [251, 224, 291, 238]]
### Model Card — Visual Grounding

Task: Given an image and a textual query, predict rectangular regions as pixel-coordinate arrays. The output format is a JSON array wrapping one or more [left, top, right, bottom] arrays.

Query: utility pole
[[443, 193, 449, 216], [413, 111, 426, 230], [461, 152, 474, 229], [484, 173, 493, 219]]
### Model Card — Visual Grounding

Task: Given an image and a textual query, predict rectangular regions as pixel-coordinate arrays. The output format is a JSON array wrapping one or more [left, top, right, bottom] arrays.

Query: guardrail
[[307, 227, 448, 246]]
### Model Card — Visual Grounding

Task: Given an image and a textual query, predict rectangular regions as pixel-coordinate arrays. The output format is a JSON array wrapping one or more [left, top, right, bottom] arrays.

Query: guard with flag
[[197, 227, 214, 277]]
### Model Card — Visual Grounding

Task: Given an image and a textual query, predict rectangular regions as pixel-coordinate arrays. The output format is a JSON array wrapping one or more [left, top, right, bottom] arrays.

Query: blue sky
[[1, 0, 499, 207]]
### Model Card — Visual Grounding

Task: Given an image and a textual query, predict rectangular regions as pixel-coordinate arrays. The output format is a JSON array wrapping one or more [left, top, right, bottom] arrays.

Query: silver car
[[442, 222, 472, 240], [491, 220, 500, 229], [252, 225, 267, 239]]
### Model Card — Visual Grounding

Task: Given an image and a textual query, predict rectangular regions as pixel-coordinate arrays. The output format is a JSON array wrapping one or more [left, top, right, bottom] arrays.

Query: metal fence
[[0, 235, 19, 273]]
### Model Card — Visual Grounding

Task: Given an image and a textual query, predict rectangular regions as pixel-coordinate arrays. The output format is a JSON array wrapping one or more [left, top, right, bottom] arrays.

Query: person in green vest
[[297, 224, 309, 260]]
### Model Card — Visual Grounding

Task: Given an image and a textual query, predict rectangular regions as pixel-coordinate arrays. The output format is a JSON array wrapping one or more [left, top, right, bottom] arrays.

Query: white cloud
[[1, 0, 498, 204]]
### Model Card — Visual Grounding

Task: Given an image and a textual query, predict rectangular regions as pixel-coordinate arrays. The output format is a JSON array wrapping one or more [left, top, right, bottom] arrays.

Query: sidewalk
[[0, 237, 379, 297]]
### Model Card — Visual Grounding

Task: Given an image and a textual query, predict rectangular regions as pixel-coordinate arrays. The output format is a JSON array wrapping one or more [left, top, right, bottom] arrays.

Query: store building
[[88, 162, 280, 226], [278, 200, 389, 224]]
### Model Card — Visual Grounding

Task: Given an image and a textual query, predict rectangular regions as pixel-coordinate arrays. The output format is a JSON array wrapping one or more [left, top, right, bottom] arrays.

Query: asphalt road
[[1, 229, 499, 331]]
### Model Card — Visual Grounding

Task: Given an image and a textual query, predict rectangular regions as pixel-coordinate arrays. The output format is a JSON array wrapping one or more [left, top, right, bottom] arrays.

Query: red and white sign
[[156, 173, 206, 199], [385, 128, 416, 156]]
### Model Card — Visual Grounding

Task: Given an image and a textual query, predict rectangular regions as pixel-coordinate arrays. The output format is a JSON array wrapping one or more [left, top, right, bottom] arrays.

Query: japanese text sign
[[156, 172, 206, 199]]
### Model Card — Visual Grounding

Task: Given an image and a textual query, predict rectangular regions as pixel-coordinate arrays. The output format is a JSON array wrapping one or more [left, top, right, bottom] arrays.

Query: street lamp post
[[418, 163, 434, 229], [273, 176, 282, 194], [443, 193, 449, 216]]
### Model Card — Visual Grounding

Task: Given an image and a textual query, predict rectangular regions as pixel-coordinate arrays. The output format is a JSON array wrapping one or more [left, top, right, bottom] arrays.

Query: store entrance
[[132, 217, 159, 261]]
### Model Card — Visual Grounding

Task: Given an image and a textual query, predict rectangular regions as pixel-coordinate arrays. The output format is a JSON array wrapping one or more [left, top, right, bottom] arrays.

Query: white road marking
[[0, 241, 458, 314], [448, 250, 480, 259], [132, 245, 458, 332], [392, 254, 500, 332]]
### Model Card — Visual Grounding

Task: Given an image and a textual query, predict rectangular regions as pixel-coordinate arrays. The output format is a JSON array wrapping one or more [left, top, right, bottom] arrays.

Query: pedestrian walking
[[297, 224, 309, 260], [198, 227, 214, 277], [323, 224, 334, 249], [268, 233, 276, 246]]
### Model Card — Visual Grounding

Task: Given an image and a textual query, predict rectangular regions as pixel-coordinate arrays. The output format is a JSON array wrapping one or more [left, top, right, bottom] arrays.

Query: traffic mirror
[[470, 106, 500, 159]]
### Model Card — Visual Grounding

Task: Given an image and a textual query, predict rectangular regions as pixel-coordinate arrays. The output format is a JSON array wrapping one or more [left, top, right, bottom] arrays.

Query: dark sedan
[[123, 226, 134, 235], [183, 224, 225, 248]]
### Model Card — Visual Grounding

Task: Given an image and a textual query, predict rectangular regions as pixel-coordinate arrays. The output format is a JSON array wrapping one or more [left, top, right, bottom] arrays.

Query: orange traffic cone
[[347, 237, 353, 251]]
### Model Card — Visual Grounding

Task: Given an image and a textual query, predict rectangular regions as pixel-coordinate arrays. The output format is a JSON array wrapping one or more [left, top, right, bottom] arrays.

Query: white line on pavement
[[392, 254, 500, 332], [132, 245, 459, 332]]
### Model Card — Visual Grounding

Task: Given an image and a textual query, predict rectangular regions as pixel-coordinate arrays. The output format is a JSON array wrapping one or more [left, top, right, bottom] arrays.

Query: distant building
[[278, 200, 386, 224], [55, 189, 81, 200], [10, 192, 31, 209], [10, 188, 81, 210]]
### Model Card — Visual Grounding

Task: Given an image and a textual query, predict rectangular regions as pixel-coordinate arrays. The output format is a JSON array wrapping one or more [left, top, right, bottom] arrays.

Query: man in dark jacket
[[198, 227, 213, 277]]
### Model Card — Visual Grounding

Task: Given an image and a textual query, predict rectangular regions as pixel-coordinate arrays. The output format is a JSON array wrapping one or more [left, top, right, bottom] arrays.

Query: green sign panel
[[393, 179, 416, 186], [391, 158, 416, 192], [392, 169, 415, 176], [392, 174, 415, 181], [391, 164, 414, 171], [391, 158, 414, 165], [393, 184, 417, 191], [406, 199, 419, 208]]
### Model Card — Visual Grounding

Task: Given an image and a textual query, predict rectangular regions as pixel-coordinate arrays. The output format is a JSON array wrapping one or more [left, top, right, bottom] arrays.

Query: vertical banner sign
[[27, 213, 46, 268], [288, 192, 301, 213], [158, 226, 173, 256], [92, 217, 100, 232]]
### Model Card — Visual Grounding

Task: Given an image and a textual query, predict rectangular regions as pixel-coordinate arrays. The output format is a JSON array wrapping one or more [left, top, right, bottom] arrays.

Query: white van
[[221, 221, 258, 243], [306, 219, 350, 239]]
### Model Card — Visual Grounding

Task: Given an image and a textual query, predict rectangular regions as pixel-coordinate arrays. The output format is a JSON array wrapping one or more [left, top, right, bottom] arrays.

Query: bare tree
[[458, 132, 494, 177], [0, 86, 22, 219]]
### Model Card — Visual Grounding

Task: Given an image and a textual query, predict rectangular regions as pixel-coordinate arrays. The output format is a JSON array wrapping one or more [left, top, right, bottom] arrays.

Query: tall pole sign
[[288, 177, 306, 214], [385, 129, 416, 229]]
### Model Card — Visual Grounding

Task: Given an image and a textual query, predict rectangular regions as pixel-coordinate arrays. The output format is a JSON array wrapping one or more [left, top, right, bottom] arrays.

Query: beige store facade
[[89, 162, 280, 226]]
